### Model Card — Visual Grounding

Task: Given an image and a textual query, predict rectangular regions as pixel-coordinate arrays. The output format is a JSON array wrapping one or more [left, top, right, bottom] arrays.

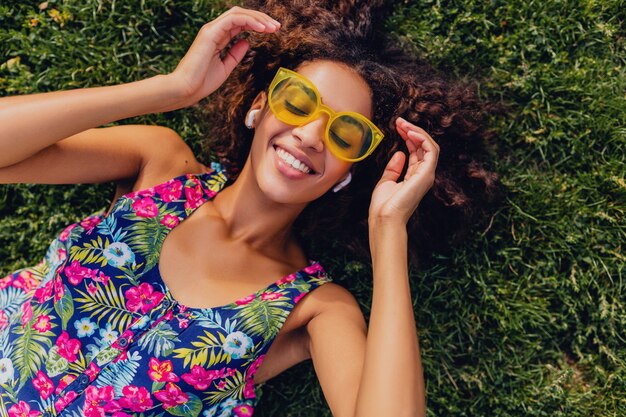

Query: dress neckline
[[94, 168, 329, 313], [150, 259, 326, 313]]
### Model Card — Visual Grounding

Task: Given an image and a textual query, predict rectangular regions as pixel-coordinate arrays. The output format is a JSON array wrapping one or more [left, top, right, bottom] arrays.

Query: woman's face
[[246, 60, 373, 205]]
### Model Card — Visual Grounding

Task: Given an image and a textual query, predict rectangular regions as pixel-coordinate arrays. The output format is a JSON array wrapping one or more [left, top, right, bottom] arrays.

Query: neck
[[211, 162, 307, 257]]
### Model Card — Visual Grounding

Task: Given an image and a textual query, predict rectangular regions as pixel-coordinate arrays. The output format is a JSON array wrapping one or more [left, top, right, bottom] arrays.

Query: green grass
[[1, 0, 625, 416]]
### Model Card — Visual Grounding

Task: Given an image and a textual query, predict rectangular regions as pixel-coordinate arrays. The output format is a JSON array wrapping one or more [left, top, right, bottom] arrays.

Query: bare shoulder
[[301, 282, 366, 334], [127, 125, 206, 190], [106, 125, 206, 198]]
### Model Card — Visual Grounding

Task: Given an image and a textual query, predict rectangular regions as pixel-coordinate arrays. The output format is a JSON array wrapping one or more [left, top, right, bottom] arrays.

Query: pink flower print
[[233, 404, 255, 416], [294, 292, 307, 303], [55, 374, 76, 395], [148, 357, 179, 383], [125, 283, 164, 314], [181, 365, 224, 390], [57, 247, 67, 261], [304, 262, 323, 275], [224, 368, 236, 377], [215, 380, 227, 390], [160, 214, 180, 228], [59, 223, 77, 242], [118, 385, 153, 412], [83, 385, 116, 417], [87, 283, 98, 295], [276, 273, 297, 286], [247, 355, 265, 378], [243, 379, 256, 399], [137, 187, 156, 198], [54, 390, 78, 413], [154, 383, 188, 410], [155, 179, 183, 202], [261, 292, 282, 301], [177, 317, 189, 329], [132, 197, 159, 218], [33, 315, 51, 333], [32, 371, 54, 400], [56, 331, 81, 362], [20, 302, 33, 328], [183, 185, 204, 210], [91, 270, 110, 285], [235, 294, 255, 306], [7, 401, 41, 417], [80, 216, 102, 234], [85, 362, 100, 382], [64, 260, 89, 286], [34, 280, 53, 303], [53, 273, 64, 302], [0, 311, 8, 330], [13, 270, 38, 292], [0, 275, 12, 289]]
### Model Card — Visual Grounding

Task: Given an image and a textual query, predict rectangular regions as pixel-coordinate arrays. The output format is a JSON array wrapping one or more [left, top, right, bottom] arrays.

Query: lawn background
[[1, 0, 624, 416]]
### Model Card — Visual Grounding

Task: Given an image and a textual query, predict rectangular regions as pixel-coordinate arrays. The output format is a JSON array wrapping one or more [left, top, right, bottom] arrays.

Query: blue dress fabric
[[0, 163, 332, 417]]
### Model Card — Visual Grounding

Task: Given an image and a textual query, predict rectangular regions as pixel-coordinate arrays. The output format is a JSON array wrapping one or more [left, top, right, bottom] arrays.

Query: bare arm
[[0, 6, 280, 175], [307, 118, 437, 416], [353, 118, 438, 416], [0, 77, 180, 169]]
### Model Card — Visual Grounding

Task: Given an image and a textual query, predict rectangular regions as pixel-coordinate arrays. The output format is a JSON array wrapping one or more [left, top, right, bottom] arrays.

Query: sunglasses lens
[[269, 70, 380, 161], [270, 78, 317, 123], [327, 115, 373, 160]]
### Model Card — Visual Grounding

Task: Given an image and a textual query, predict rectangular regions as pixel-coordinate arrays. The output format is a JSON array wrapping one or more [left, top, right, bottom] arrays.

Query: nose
[[291, 115, 328, 153]]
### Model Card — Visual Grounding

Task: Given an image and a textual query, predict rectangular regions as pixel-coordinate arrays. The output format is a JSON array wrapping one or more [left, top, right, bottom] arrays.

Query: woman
[[0, 2, 496, 416]]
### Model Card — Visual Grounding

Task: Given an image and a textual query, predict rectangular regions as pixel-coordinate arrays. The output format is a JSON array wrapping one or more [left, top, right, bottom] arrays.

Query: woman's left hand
[[369, 117, 440, 226]]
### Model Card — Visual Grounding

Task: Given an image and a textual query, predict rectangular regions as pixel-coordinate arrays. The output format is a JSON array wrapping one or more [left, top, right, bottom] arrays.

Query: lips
[[273, 145, 317, 175]]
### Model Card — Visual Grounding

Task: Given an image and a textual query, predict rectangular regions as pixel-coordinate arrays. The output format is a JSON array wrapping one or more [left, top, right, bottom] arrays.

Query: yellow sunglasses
[[267, 67, 384, 162]]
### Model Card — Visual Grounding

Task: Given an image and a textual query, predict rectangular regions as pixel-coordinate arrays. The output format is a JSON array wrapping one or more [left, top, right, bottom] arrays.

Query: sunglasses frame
[[267, 67, 384, 162]]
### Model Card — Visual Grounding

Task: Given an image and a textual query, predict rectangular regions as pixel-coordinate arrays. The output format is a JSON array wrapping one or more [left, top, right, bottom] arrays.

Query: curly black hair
[[202, 0, 501, 261]]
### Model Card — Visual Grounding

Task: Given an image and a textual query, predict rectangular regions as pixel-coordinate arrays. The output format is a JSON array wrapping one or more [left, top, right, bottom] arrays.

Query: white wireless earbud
[[332, 172, 352, 192], [246, 110, 259, 129]]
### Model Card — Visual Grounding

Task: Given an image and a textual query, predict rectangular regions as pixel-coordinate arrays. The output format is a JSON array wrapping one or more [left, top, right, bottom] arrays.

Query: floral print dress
[[0, 163, 332, 417]]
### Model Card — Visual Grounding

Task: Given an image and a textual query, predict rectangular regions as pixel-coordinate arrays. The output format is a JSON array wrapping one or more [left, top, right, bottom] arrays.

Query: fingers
[[394, 117, 439, 181], [395, 116, 439, 152], [207, 6, 281, 51], [377, 151, 406, 185], [221, 38, 250, 74]]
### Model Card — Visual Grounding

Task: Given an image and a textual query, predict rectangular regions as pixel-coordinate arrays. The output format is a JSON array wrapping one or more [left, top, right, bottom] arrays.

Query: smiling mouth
[[274, 146, 316, 174]]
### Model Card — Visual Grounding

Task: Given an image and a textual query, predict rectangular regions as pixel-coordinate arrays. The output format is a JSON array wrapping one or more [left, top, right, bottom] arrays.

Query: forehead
[[295, 60, 373, 118]]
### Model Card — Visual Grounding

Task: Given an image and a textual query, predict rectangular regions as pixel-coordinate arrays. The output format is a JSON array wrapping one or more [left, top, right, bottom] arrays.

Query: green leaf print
[[55, 284, 74, 330], [10, 310, 54, 386], [74, 279, 137, 334], [124, 216, 168, 271], [69, 235, 110, 267], [204, 369, 247, 406], [172, 330, 229, 368], [232, 298, 293, 343], [95, 345, 123, 367], [97, 351, 142, 396], [168, 392, 203, 417], [45, 347, 69, 378], [137, 322, 180, 358]]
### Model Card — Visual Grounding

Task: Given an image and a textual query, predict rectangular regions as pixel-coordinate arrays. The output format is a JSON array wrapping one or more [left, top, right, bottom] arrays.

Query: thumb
[[377, 151, 405, 185], [221, 38, 250, 75]]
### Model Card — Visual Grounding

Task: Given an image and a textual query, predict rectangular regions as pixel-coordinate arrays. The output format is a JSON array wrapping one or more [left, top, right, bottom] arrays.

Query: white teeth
[[276, 148, 312, 174]]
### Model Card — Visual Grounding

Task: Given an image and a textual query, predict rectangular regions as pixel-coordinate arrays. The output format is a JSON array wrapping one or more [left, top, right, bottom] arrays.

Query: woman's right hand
[[167, 6, 280, 108]]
